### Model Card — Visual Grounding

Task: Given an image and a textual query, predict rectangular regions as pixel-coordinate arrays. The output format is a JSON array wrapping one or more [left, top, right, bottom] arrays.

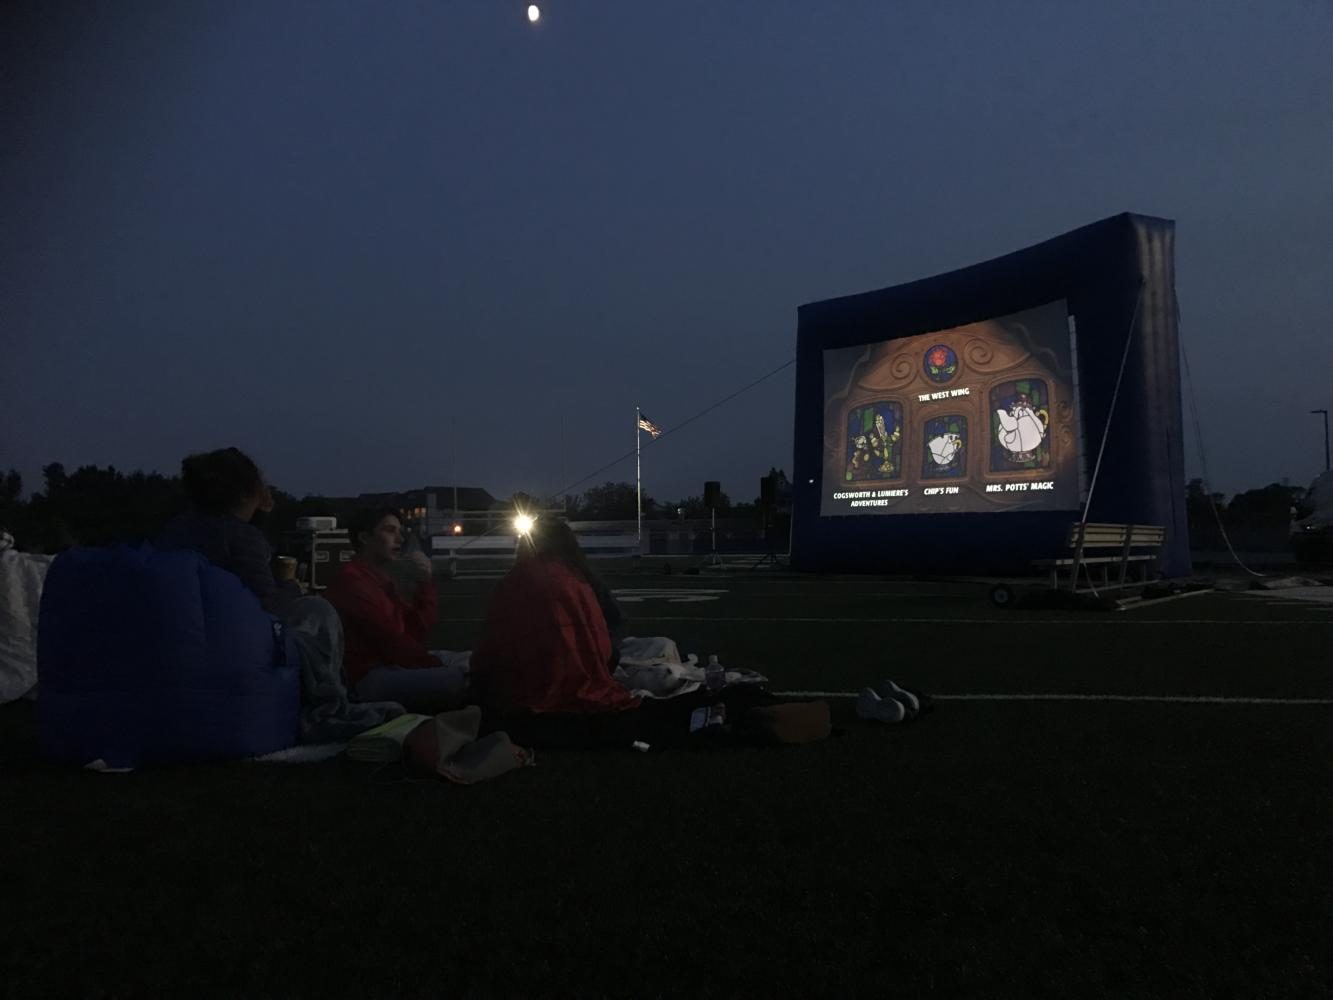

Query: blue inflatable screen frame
[[791, 213, 1189, 577]]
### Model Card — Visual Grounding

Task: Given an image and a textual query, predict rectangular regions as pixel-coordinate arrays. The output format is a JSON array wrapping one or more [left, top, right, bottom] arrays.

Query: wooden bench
[[1034, 522, 1166, 593]]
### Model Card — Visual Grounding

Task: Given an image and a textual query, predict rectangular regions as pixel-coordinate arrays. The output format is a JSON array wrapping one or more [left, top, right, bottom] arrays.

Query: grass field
[[4, 570, 1333, 998]]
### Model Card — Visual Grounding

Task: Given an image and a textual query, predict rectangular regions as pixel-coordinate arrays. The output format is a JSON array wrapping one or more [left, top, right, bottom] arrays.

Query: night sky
[[4, 1, 1331, 506]]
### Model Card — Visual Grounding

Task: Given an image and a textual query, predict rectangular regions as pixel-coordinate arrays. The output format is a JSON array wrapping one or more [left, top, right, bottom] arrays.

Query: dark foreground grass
[[3, 578, 1332, 998], [5, 701, 1332, 998]]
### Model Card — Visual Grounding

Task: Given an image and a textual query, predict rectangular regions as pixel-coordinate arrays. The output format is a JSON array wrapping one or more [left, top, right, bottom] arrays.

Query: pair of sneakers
[[856, 680, 925, 724]]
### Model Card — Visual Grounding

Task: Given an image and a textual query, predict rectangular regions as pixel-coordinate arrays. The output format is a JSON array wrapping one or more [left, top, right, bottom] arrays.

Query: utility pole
[[635, 406, 642, 554], [1313, 409, 1330, 472]]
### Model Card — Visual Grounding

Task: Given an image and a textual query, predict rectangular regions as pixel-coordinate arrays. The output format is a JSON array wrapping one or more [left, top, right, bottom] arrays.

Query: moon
[[527, 4, 540, 22]]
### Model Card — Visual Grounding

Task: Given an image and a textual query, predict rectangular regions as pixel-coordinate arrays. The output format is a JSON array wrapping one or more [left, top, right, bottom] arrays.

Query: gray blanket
[[406, 705, 534, 784], [283, 596, 405, 743]]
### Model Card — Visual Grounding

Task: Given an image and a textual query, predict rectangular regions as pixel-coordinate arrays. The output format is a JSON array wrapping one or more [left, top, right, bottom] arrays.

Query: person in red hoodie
[[324, 507, 466, 713]]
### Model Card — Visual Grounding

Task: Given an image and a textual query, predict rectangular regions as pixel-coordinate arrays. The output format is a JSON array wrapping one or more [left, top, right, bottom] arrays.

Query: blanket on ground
[[251, 743, 348, 764], [0, 540, 52, 705], [404, 705, 534, 784], [254, 707, 534, 782], [286, 596, 405, 743], [614, 636, 768, 699]]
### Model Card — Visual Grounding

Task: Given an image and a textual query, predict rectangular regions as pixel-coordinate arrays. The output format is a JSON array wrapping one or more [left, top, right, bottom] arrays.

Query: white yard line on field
[[773, 691, 1333, 705]]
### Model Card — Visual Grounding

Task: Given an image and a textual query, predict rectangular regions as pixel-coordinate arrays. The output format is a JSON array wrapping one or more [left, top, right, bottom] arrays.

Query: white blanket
[[613, 636, 767, 699], [429, 650, 472, 674], [0, 543, 53, 705]]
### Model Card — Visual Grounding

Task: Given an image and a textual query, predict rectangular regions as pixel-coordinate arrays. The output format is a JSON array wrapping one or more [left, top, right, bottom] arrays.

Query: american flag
[[637, 413, 663, 439]]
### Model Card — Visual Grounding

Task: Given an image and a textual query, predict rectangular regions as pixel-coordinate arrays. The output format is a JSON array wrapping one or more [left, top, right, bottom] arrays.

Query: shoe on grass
[[856, 687, 906, 724], [874, 680, 920, 717]]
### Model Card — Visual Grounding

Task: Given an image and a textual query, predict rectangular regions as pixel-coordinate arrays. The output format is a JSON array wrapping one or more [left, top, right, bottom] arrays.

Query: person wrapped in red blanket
[[470, 519, 639, 718], [471, 519, 829, 749]]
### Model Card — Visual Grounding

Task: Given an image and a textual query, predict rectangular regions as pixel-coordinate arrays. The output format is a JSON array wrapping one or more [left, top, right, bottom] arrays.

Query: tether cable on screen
[[448, 356, 797, 553], [1074, 282, 1143, 596], [1080, 281, 1144, 529], [1177, 298, 1264, 578]]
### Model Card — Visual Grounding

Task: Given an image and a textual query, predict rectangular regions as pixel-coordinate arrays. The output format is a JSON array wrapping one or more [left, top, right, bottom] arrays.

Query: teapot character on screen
[[995, 394, 1048, 462]]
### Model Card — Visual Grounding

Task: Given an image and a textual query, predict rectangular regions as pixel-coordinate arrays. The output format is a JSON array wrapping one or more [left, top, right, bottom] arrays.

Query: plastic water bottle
[[705, 655, 725, 692]]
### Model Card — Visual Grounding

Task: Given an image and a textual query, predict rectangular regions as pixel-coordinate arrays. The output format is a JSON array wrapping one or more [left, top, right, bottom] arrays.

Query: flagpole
[[635, 406, 642, 554]]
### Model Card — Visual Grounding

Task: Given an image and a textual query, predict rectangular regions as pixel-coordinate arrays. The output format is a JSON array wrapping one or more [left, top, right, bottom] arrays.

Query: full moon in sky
[[527, 5, 540, 22]]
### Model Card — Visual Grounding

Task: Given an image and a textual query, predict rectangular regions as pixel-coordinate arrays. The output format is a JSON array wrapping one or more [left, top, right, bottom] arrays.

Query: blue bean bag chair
[[37, 543, 301, 767]]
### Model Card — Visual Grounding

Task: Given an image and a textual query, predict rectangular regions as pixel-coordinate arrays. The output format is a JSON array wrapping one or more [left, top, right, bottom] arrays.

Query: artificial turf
[[3, 573, 1331, 998]]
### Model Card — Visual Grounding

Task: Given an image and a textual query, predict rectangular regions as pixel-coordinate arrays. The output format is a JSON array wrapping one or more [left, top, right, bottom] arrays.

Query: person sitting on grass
[[156, 447, 301, 618], [469, 517, 830, 750], [470, 517, 639, 720], [324, 507, 467, 714], [157, 448, 404, 742]]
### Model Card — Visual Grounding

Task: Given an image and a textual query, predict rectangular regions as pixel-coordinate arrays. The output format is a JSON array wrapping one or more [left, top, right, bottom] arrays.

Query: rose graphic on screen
[[923, 345, 958, 384]]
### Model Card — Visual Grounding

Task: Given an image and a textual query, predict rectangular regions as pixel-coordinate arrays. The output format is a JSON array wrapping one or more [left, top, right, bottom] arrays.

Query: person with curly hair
[[156, 447, 301, 617], [157, 448, 405, 741]]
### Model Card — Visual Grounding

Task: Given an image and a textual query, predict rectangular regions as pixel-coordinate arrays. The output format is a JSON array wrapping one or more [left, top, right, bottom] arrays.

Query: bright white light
[[513, 514, 535, 535], [527, 5, 540, 23], [452, 523, 463, 535]]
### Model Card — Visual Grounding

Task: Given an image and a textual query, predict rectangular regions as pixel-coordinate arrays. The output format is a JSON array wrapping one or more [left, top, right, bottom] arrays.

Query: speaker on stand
[[703, 481, 722, 568], [753, 475, 779, 570]]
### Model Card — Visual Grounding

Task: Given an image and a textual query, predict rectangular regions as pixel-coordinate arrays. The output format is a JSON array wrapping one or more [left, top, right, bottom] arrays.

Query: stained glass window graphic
[[845, 401, 904, 481], [990, 379, 1051, 471], [923, 344, 959, 384], [922, 415, 967, 479]]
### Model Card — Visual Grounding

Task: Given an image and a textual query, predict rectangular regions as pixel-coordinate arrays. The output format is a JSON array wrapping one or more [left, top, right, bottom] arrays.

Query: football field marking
[[612, 588, 728, 604], [627, 615, 1333, 625], [438, 615, 1331, 625], [773, 691, 1333, 705]]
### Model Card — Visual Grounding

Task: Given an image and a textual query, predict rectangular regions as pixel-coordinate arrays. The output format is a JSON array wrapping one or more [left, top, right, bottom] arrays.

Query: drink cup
[[274, 556, 298, 581]]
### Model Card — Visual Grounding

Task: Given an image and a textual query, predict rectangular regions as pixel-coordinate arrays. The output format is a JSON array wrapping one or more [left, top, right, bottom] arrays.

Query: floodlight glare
[[513, 514, 535, 535], [527, 5, 540, 23], [452, 523, 464, 535]]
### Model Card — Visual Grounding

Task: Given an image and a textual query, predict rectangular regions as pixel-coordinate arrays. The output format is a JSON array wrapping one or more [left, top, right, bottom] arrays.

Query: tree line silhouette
[[0, 463, 793, 554], [1, 463, 1309, 556]]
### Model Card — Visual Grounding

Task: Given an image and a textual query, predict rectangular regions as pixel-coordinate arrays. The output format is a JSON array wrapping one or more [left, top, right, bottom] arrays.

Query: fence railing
[[431, 531, 641, 560]]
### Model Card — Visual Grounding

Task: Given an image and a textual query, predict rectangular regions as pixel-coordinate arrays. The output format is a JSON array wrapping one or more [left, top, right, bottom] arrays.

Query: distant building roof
[[424, 486, 499, 511], [354, 486, 499, 512], [351, 493, 416, 515]]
